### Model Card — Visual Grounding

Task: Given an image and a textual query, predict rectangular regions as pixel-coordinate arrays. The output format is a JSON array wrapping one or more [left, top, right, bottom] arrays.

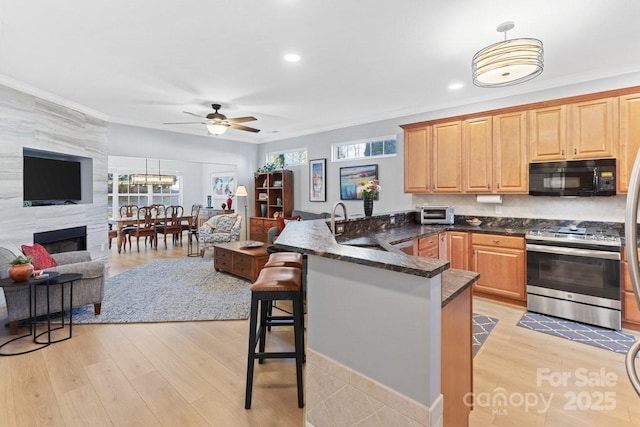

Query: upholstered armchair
[[198, 213, 243, 257], [0, 244, 106, 335]]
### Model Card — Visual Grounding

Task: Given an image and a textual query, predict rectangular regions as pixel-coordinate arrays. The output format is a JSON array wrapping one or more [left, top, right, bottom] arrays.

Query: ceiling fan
[[164, 103, 260, 135]]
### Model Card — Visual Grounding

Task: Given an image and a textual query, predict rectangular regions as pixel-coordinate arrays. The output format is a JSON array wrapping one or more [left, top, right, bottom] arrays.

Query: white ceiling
[[1, 0, 640, 144]]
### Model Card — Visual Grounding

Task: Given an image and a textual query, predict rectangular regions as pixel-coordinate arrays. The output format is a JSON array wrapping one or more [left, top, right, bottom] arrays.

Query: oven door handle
[[526, 243, 620, 260]]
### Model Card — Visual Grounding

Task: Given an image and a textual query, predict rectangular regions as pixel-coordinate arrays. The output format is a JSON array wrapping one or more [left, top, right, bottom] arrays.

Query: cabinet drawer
[[234, 253, 252, 269], [419, 247, 439, 259], [418, 234, 439, 249], [471, 233, 524, 249], [214, 257, 232, 270], [215, 249, 232, 262], [623, 290, 640, 324]]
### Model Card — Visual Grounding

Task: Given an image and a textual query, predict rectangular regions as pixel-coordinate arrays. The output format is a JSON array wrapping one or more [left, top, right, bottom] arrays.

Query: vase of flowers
[[359, 179, 381, 217], [226, 190, 233, 210], [8, 255, 34, 282]]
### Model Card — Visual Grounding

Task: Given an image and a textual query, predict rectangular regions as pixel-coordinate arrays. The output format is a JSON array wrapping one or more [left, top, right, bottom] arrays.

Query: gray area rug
[[473, 313, 498, 357], [517, 312, 636, 354], [70, 257, 252, 323]]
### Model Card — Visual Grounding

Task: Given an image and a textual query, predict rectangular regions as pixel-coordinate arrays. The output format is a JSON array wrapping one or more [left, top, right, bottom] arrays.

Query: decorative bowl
[[466, 219, 482, 227]]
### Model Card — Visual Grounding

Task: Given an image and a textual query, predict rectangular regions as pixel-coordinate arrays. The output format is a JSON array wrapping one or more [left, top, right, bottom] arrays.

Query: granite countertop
[[273, 218, 480, 305]]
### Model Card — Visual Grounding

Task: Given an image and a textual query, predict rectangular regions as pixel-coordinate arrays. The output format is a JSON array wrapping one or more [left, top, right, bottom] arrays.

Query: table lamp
[[236, 185, 249, 240]]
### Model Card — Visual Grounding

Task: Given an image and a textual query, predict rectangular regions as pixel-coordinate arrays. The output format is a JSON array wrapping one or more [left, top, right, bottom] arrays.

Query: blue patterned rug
[[473, 313, 498, 357], [69, 257, 252, 323], [517, 312, 637, 354]]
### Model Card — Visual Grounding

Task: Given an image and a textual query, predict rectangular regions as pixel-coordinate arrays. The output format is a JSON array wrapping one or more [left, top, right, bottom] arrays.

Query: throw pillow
[[21, 243, 58, 270], [277, 216, 301, 234], [215, 214, 237, 233], [203, 216, 218, 230]]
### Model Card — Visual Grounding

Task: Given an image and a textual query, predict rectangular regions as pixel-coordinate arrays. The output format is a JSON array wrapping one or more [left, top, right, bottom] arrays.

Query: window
[[267, 148, 308, 167], [108, 172, 182, 217], [332, 136, 397, 161]]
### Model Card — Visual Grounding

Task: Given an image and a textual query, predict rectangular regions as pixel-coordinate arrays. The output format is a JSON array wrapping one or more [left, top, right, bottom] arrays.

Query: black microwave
[[529, 159, 616, 197]]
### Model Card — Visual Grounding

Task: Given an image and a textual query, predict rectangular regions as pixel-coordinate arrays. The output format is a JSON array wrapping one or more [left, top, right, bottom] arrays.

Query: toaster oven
[[415, 205, 454, 225]]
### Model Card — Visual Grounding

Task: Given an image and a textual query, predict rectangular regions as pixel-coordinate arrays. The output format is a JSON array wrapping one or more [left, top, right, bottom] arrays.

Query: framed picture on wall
[[211, 173, 236, 207], [340, 164, 378, 200], [309, 158, 327, 201]]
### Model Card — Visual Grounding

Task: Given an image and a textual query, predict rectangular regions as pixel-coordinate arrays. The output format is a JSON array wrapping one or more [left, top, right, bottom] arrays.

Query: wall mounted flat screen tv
[[23, 155, 82, 202]]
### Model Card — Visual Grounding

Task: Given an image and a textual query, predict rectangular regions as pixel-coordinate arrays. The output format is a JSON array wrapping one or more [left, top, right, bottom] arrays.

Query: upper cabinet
[[529, 98, 616, 162], [432, 121, 463, 193], [618, 93, 640, 193], [568, 97, 617, 160], [492, 111, 528, 193], [403, 86, 640, 195], [462, 116, 493, 193], [404, 127, 431, 193], [529, 105, 567, 161]]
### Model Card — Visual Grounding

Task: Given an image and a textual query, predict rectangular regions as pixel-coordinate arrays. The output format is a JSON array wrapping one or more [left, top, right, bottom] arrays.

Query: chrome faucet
[[331, 201, 348, 235]]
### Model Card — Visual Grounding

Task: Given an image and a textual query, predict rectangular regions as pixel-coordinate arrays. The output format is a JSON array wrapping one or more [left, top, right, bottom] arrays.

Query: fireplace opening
[[33, 226, 87, 254]]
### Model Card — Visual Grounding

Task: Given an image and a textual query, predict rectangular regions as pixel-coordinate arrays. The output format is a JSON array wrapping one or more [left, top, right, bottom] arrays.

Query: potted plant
[[8, 255, 34, 282]]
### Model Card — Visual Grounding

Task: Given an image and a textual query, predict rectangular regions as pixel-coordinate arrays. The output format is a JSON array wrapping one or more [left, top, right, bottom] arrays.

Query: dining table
[[109, 215, 193, 253]]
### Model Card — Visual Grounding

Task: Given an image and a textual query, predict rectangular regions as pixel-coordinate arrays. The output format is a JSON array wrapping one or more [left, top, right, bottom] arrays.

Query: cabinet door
[[569, 97, 616, 159], [447, 231, 469, 270], [404, 127, 431, 193], [529, 105, 567, 162], [618, 93, 640, 193], [493, 111, 528, 193], [249, 218, 265, 241], [463, 116, 493, 193], [472, 245, 526, 301], [432, 121, 463, 193]]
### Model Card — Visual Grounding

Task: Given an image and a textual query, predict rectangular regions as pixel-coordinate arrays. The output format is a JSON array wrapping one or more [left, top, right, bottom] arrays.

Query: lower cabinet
[[471, 233, 526, 301], [621, 246, 640, 330], [415, 232, 446, 259], [446, 231, 470, 270], [441, 285, 472, 427]]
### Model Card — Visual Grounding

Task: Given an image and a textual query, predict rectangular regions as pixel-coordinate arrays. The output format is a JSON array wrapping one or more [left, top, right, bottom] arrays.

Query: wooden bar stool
[[245, 266, 304, 409]]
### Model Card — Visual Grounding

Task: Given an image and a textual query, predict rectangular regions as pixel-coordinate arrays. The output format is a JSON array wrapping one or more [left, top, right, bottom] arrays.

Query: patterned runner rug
[[473, 313, 498, 357], [70, 257, 252, 323], [517, 312, 637, 354]]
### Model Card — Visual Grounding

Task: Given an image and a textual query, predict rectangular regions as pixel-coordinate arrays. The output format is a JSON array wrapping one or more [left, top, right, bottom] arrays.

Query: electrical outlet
[[336, 224, 345, 234], [495, 205, 502, 214], [389, 215, 396, 225], [101, 243, 105, 251]]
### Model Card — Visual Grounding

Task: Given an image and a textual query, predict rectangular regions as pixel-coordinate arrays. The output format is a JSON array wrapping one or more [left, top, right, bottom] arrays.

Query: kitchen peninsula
[[273, 215, 479, 427]]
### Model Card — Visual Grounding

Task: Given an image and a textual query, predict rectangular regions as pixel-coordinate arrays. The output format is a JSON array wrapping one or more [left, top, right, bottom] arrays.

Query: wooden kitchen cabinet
[[529, 105, 568, 162], [446, 231, 470, 270], [415, 234, 440, 259], [404, 127, 431, 193], [568, 97, 617, 160], [432, 121, 463, 193], [618, 93, 640, 193], [463, 116, 493, 193], [620, 245, 640, 330], [493, 111, 528, 193], [471, 233, 526, 302]]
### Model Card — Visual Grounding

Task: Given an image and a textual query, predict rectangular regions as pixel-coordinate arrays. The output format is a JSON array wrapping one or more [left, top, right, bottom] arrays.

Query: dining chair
[[156, 205, 184, 248], [108, 223, 118, 249], [118, 204, 138, 252], [182, 203, 201, 240], [131, 206, 158, 251]]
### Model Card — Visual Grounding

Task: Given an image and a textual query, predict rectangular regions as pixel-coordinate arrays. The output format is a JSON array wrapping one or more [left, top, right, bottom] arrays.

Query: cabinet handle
[[493, 239, 500, 244], [561, 149, 565, 156], [487, 184, 490, 189], [574, 148, 577, 155], [497, 183, 500, 189], [432, 184, 435, 190]]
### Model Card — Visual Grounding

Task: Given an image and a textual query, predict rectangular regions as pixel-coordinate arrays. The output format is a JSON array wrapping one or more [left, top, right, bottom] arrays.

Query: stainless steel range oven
[[526, 226, 621, 329]]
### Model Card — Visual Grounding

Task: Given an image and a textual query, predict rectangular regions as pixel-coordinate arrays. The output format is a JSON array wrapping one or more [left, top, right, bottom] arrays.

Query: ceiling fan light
[[207, 122, 228, 135], [472, 37, 543, 87]]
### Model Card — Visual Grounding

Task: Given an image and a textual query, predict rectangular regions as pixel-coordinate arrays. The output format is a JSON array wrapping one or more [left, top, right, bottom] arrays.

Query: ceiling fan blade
[[183, 111, 207, 119], [163, 121, 207, 125], [227, 116, 257, 124], [230, 123, 260, 133]]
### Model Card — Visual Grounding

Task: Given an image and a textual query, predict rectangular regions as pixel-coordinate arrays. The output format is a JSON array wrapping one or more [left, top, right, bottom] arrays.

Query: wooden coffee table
[[213, 241, 273, 282]]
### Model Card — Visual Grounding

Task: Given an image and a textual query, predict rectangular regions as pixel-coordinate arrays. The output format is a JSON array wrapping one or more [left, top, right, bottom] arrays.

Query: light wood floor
[[1, 244, 639, 426]]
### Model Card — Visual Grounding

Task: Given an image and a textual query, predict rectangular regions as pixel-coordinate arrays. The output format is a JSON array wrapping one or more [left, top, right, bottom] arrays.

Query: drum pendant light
[[472, 22, 543, 88]]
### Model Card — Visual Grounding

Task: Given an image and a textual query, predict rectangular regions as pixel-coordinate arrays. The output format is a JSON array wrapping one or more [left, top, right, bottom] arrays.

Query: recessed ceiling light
[[283, 53, 301, 62], [448, 83, 464, 90]]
